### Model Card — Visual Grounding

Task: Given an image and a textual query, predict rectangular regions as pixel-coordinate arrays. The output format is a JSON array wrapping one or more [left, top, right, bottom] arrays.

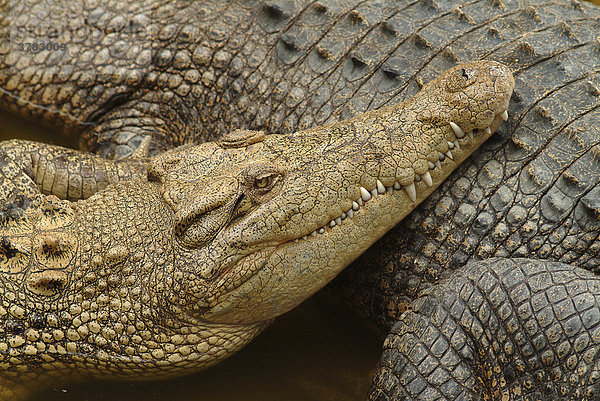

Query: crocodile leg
[[370, 258, 600, 400], [0, 140, 148, 202]]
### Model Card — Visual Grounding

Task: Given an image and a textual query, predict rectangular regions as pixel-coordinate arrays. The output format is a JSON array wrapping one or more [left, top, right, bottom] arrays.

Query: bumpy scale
[[371, 258, 600, 400], [0, 61, 513, 399]]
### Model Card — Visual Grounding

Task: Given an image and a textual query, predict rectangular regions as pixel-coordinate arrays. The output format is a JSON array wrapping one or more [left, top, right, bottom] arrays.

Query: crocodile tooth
[[438, 152, 445, 161], [435, 160, 441, 169], [318, 228, 325, 234], [360, 187, 371, 201], [422, 171, 433, 187], [311, 231, 317, 237], [376, 180, 386, 194], [446, 150, 453, 160], [485, 127, 492, 135], [414, 174, 421, 182], [330, 220, 336, 227], [393, 182, 401, 190], [468, 131, 474, 140], [386, 186, 393, 194], [501, 110, 508, 121], [404, 183, 416, 202], [449, 121, 466, 138], [447, 141, 454, 149], [428, 161, 435, 170], [352, 201, 359, 211], [454, 140, 460, 150], [371, 188, 378, 198], [347, 209, 354, 218], [357, 198, 364, 206], [294, 238, 299, 243], [302, 235, 308, 240], [341, 212, 347, 220], [335, 217, 342, 225]]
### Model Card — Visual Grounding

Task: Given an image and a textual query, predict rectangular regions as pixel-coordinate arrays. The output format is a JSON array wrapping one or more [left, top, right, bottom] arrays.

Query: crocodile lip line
[[289, 109, 510, 244]]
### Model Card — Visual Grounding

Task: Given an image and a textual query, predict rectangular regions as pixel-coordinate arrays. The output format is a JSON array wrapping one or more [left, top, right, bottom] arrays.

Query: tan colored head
[[0, 62, 513, 391], [146, 61, 514, 325]]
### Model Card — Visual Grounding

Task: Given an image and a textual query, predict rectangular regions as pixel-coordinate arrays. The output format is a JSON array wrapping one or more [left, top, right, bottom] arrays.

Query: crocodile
[[0, 60, 512, 399], [1, 0, 600, 400]]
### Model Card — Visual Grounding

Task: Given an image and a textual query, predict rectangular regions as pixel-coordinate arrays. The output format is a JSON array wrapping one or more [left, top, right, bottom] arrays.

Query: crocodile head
[[147, 61, 514, 324], [0, 62, 513, 385]]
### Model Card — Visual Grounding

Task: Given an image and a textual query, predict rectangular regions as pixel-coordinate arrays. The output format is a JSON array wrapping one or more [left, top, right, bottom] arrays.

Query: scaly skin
[[3, 0, 600, 399], [0, 62, 513, 399], [374, 258, 600, 400], [0, 0, 544, 158], [0, 140, 148, 203]]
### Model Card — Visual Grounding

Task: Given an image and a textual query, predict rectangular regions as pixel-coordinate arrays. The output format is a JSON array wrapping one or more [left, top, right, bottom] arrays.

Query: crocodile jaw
[[195, 61, 514, 324], [205, 119, 509, 324], [0, 62, 513, 388]]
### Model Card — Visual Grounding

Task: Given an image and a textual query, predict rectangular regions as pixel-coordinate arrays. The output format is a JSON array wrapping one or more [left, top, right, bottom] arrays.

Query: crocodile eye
[[243, 165, 284, 196], [254, 173, 276, 189]]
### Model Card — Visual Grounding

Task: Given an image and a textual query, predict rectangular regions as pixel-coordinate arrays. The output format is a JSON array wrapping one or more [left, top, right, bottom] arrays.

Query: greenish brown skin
[[0, 61, 513, 399]]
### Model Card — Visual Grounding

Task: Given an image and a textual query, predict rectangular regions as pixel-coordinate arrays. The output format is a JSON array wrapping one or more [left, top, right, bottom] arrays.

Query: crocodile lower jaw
[[291, 109, 509, 244]]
